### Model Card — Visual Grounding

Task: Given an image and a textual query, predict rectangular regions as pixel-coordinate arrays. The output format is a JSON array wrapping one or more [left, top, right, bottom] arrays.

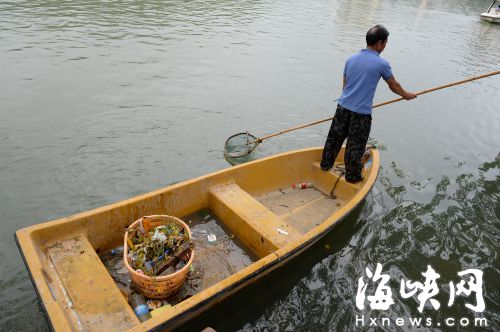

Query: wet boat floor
[[99, 208, 257, 309], [99, 188, 341, 312], [182, 208, 258, 289], [255, 187, 343, 234]]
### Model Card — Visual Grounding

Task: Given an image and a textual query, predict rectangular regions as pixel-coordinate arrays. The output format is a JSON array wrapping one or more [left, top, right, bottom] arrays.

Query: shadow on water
[[181, 153, 499, 331]]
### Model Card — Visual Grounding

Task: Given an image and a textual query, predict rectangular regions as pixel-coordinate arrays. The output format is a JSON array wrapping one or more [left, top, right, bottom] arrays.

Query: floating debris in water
[[111, 246, 124, 255], [130, 291, 151, 322], [147, 299, 168, 310], [197, 209, 211, 221], [169, 262, 204, 303], [207, 233, 217, 244], [100, 243, 204, 319]]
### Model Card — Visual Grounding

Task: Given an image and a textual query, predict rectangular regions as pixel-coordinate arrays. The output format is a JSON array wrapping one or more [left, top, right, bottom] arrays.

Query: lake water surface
[[0, 0, 499, 330]]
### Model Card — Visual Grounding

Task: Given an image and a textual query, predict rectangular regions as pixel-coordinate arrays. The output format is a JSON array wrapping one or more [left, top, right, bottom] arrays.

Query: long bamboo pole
[[249, 70, 500, 144]]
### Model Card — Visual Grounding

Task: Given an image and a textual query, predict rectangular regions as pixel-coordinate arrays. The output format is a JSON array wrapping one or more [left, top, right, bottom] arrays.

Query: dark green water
[[0, 0, 498, 330]]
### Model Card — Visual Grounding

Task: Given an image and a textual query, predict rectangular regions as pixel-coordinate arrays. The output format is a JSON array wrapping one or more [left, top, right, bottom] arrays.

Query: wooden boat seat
[[209, 183, 301, 258], [46, 236, 138, 331]]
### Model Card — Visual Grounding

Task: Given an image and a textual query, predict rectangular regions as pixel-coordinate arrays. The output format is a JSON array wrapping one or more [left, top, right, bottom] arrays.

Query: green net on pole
[[223, 132, 261, 158]]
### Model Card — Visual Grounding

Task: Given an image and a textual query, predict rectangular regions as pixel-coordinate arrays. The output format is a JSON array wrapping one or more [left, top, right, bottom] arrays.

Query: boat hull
[[480, 14, 500, 23], [16, 146, 379, 331], [481, 1, 500, 23]]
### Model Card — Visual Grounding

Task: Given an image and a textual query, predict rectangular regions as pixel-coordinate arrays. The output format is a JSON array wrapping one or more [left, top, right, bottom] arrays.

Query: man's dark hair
[[366, 25, 389, 46]]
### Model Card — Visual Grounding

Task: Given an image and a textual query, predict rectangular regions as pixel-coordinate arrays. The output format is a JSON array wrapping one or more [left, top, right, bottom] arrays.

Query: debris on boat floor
[[184, 209, 257, 289], [291, 182, 313, 189], [100, 246, 204, 320], [130, 291, 151, 322], [276, 228, 289, 236], [256, 187, 344, 234], [207, 233, 217, 244], [99, 209, 256, 321]]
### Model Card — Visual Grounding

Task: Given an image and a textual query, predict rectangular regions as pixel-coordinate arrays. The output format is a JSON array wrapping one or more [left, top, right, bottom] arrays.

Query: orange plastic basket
[[123, 215, 194, 299]]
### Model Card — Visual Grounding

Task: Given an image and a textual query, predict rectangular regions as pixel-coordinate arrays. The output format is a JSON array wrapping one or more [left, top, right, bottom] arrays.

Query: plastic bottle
[[110, 246, 124, 255], [292, 182, 313, 189], [130, 292, 151, 322]]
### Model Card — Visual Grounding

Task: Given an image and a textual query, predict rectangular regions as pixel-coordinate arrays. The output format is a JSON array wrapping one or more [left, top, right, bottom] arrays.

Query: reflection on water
[[180, 153, 500, 331]]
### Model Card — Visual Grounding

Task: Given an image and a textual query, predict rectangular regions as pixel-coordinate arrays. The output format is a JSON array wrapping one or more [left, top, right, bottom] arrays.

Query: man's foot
[[320, 165, 332, 171], [345, 176, 363, 184]]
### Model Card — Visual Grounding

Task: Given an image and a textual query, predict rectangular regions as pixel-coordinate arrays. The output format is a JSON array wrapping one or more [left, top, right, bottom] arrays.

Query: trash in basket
[[124, 215, 195, 299]]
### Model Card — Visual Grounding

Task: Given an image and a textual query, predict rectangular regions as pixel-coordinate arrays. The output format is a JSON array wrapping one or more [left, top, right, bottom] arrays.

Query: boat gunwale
[[143, 148, 380, 331], [14, 233, 56, 331], [15, 146, 380, 331]]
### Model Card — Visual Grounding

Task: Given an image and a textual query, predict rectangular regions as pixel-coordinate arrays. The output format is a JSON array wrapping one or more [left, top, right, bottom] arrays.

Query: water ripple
[[0, 0, 499, 330]]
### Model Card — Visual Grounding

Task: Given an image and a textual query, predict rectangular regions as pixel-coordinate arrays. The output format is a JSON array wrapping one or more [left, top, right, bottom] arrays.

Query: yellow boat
[[15, 146, 379, 331]]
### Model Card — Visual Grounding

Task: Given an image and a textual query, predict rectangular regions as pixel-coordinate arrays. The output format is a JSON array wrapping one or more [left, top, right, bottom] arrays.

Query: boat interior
[[17, 147, 377, 331]]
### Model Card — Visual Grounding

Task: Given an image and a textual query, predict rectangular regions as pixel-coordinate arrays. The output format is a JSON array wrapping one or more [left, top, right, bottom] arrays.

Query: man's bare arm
[[385, 76, 417, 100]]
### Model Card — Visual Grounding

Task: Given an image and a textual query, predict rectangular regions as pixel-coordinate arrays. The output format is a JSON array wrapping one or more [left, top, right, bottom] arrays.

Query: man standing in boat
[[320, 25, 416, 183]]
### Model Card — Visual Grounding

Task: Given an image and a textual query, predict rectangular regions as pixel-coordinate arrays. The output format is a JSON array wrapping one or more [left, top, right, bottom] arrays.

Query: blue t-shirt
[[338, 49, 393, 115]]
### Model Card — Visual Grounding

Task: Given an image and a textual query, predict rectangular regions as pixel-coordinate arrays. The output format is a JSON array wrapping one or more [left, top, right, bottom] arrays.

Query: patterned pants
[[320, 105, 371, 183]]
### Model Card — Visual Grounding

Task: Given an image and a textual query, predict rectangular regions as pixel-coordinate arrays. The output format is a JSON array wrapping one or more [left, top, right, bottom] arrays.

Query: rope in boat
[[329, 164, 346, 199], [329, 144, 376, 198]]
